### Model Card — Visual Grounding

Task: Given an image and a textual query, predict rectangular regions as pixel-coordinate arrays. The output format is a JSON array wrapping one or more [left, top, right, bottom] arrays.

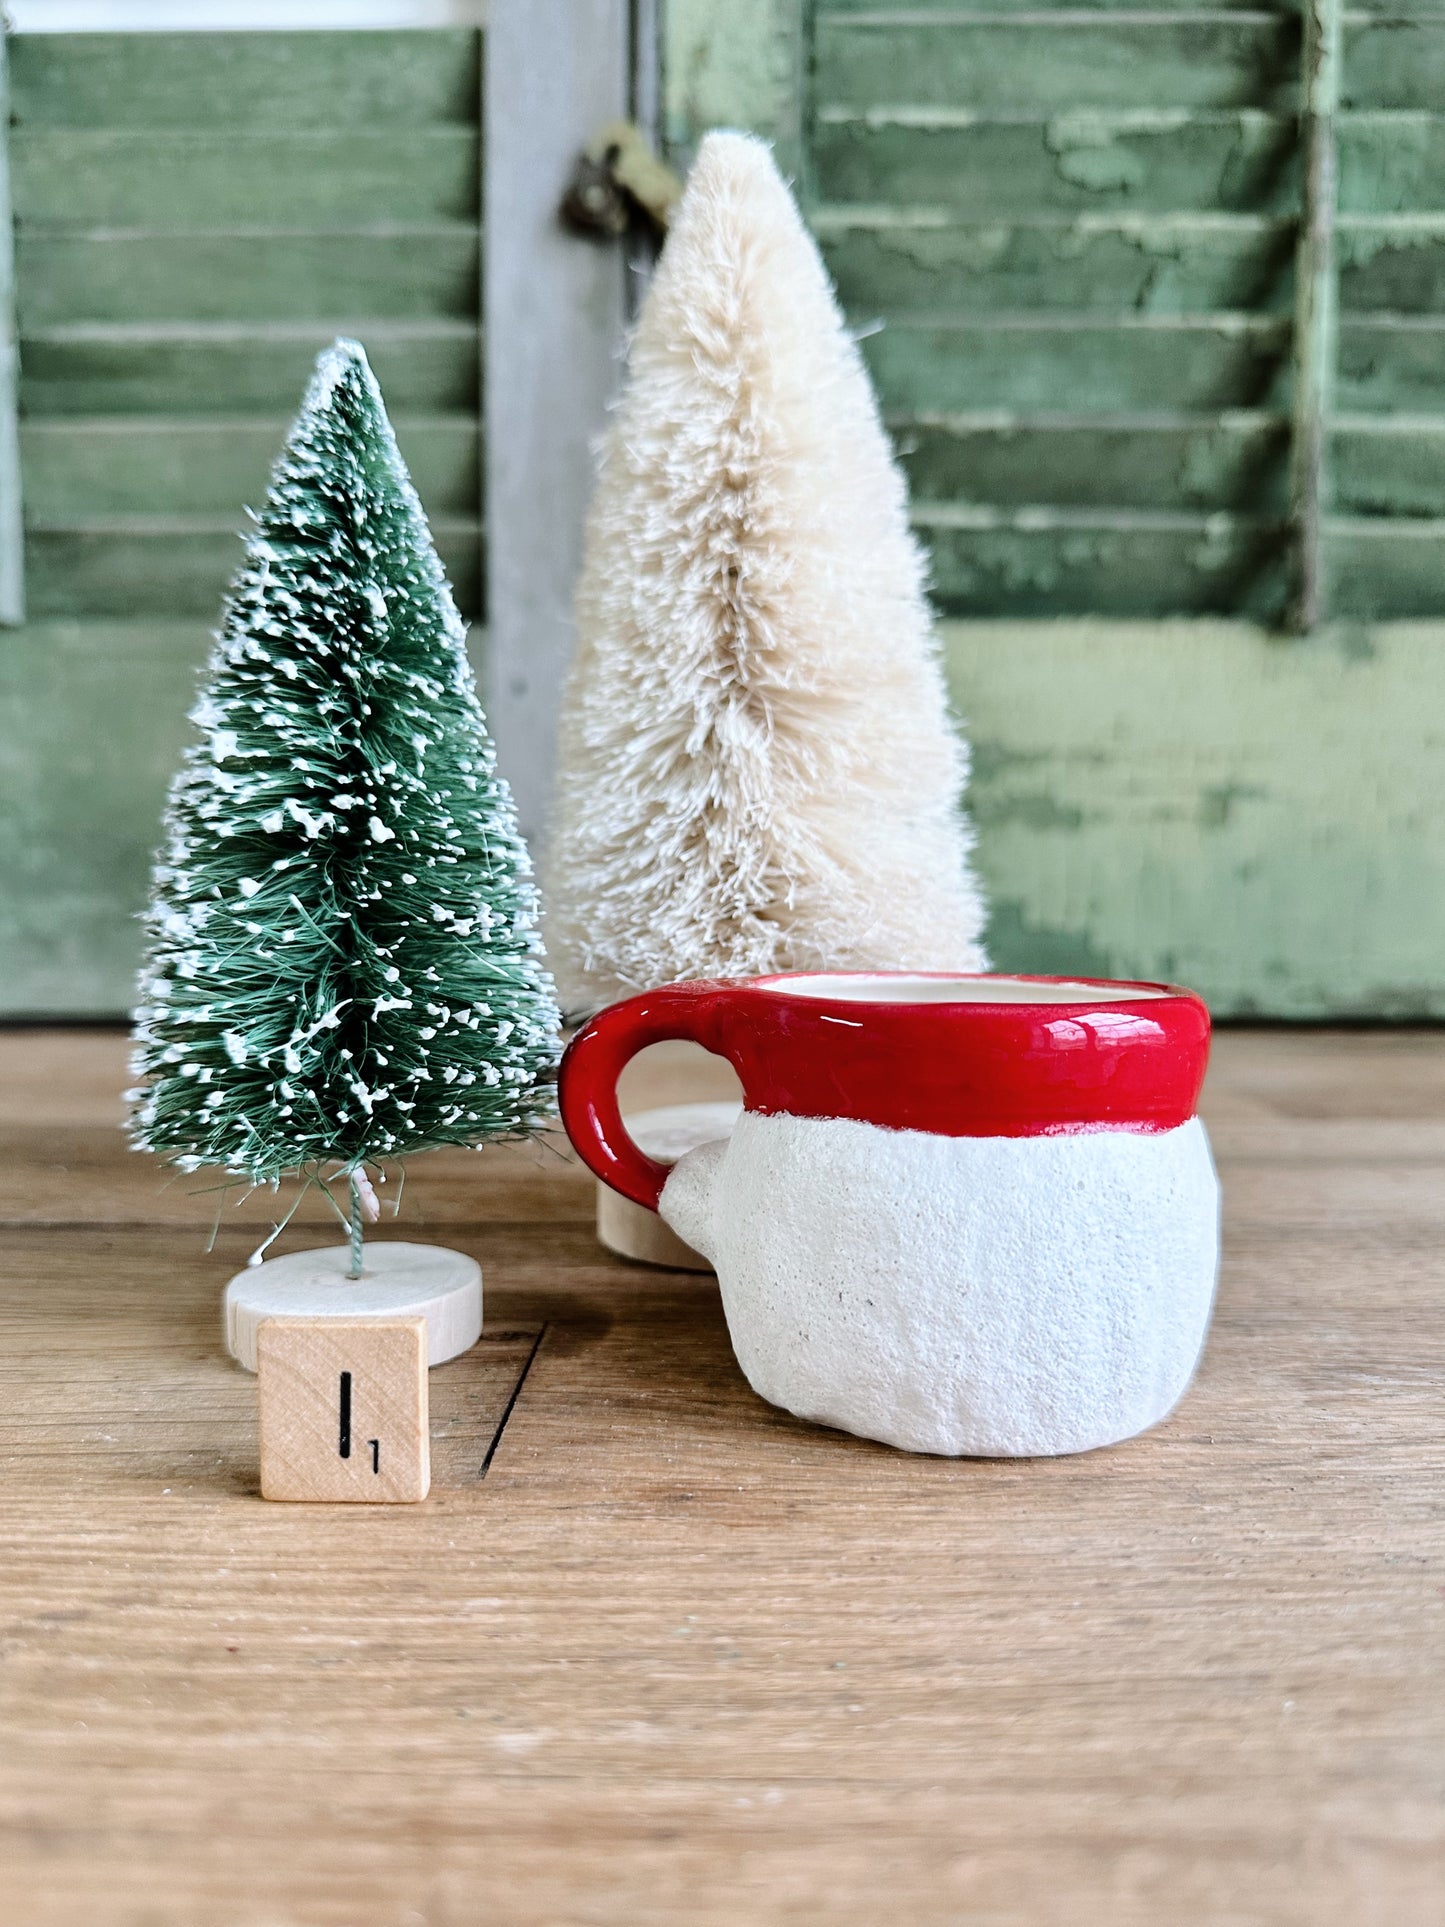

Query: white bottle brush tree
[[130, 339, 561, 1280], [545, 131, 987, 1019]]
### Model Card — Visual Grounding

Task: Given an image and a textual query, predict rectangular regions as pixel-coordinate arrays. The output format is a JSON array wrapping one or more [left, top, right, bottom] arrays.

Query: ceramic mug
[[559, 973, 1220, 1456]]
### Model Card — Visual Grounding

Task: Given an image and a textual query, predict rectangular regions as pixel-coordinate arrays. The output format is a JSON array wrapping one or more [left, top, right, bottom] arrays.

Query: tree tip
[[694, 128, 778, 171], [675, 129, 806, 246], [689, 129, 789, 198], [300, 337, 380, 418], [318, 336, 370, 374]]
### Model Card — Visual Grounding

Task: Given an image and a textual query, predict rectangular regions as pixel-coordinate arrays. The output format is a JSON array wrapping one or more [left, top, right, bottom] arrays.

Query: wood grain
[[0, 1028, 1441, 1923]]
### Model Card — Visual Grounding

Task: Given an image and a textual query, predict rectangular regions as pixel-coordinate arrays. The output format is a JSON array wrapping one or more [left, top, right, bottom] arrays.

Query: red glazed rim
[[558, 970, 1212, 1213], [745, 969, 1193, 1007]]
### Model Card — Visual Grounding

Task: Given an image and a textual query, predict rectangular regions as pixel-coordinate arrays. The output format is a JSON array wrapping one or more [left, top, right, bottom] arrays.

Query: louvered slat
[[18, 320, 479, 418], [916, 505, 1289, 619], [820, 213, 1295, 312], [894, 411, 1291, 510], [822, 211, 1445, 316], [19, 416, 479, 519], [16, 230, 479, 328], [863, 315, 1290, 413], [813, 111, 1300, 215], [6, 29, 479, 127], [896, 409, 1445, 513], [815, 11, 1301, 112], [10, 129, 479, 230], [22, 524, 482, 623]]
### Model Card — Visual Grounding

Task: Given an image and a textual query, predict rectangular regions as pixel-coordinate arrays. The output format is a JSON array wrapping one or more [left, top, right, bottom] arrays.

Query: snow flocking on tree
[[131, 338, 561, 1274], [544, 130, 988, 1020]]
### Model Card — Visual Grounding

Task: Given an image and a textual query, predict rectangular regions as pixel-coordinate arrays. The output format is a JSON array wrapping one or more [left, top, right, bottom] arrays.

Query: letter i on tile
[[256, 1317, 429, 1502]]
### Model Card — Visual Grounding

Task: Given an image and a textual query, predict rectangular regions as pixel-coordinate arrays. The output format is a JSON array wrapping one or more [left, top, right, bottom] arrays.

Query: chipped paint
[[982, 901, 1118, 984], [948, 621, 1445, 1017]]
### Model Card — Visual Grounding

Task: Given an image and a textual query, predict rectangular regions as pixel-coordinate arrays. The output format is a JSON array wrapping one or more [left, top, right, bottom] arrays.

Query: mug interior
[[758, 973, 1171, 1006]]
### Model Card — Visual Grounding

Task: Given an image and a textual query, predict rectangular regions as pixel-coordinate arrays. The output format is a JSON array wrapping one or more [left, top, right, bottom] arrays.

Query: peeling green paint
[[983, 901, 1118, 983], [677, 0, 1445, 622], [814, 111, 1298, 218], [817, 214, 1296, 319], [663, 0, 805, 175], [949, 621, 1445, 1017], [1198, 781, 1268, 829], [1045, 114, 1151, 195]]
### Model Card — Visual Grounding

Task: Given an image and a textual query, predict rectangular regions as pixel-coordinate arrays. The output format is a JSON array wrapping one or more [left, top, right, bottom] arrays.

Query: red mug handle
[[558, 983, 736, 1211]]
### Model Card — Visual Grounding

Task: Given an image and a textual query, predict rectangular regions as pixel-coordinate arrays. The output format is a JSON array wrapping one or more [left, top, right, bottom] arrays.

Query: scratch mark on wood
[[479, 1322, 548, 1480]]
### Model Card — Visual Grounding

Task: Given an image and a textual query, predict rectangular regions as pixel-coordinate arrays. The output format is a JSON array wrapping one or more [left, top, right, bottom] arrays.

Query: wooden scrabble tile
[[256, 1317, 429, 1503]]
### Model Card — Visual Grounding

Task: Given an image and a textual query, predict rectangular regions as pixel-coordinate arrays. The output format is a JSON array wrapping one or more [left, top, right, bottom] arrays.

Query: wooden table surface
[[1, 1029, 1442, 1926]]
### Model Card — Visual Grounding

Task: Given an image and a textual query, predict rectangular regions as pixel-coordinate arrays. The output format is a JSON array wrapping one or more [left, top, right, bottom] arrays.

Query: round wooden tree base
[[597, 1101, 743, 1271], [223, 1241, 482, 1373]]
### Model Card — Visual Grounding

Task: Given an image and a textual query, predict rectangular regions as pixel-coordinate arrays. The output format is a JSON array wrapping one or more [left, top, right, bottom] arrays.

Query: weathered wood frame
[[483, 0, 635, 845], [1291, 0, 1342, 633], [0, 32, 24, 628]]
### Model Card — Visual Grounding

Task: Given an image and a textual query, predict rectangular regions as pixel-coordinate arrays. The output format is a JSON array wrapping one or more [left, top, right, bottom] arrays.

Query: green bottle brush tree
[[130, 339, 560, 1306]]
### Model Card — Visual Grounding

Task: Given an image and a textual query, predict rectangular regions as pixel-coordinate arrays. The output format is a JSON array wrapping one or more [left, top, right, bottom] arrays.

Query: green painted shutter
[[664, 0, 1445, 1015], [0, 28, 483, 1015], [798, 1, 1445, 623], [810, 1, 1300, 621], [11, 28, 482, 622]]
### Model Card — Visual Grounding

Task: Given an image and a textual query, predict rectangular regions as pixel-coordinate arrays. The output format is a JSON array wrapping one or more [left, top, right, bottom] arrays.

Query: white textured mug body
[[660, 1110, 1219, 1457], [558, 972, 1221, 1458]]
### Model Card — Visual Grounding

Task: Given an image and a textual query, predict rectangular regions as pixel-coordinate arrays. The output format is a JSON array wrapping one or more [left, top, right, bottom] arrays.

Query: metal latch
[[560, 121, 684, 239]]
